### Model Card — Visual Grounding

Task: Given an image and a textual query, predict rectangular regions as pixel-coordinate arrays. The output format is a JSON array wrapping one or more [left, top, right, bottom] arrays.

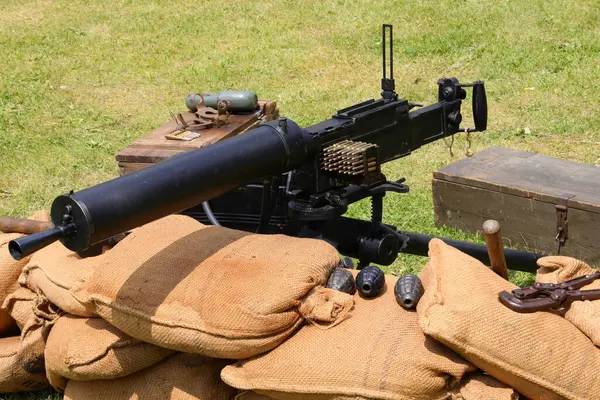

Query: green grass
[[0, 1, 599, 397]]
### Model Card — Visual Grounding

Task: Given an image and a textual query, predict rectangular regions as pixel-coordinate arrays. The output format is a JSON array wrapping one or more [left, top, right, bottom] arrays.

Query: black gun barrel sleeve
[[51, 119, 313, 252]]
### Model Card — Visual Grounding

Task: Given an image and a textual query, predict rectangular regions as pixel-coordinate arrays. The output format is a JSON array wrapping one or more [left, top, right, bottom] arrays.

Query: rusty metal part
[[482, 220, 508, 280], [0, 217, 52, 234], [195, 104, 229, 129], [216, 100, 230, 128], [464, 127, 473, 157], [555, 193, 575, 254], [499, 270, 600, 312], [166, 107, 234, 141]]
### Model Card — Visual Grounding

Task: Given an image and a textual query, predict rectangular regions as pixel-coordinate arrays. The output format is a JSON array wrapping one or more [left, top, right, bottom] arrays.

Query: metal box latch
[[556, 193, 575, 254]]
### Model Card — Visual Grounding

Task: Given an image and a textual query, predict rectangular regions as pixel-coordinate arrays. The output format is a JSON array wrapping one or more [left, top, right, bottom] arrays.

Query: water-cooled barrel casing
[[51, 119, 313, 252]]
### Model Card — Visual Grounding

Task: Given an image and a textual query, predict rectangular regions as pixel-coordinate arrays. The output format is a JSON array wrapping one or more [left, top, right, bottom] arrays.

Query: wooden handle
[[482, 219, 509, 280], [0, 217, 52, 234]]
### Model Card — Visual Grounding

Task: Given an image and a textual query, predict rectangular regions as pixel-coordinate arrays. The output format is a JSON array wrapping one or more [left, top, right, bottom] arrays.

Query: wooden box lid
[[434, 146, 600, 214], [116, 100, 278, 166]]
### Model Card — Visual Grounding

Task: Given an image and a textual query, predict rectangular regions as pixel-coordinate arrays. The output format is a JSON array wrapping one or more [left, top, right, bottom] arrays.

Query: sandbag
[[0, 288, 58, 393], [0, 211, 51, 336], [0, 211, 50, 298], [536, 255, 600, 346], [2, 286, 38, 330], [45, 314, 175, 391], [235, 392, 364, 400], [0, 336, 49, 393], [451, 372, 518, 400], [0, 232, 25, 299], [0, 232, 28, 336], [70, 215, 351, 358], [235, 392, 274, 400], [63, 352, 237, 400], [222, 272, 474, 400], [19, 241, 95, 317], [417, 238, 600, 400]]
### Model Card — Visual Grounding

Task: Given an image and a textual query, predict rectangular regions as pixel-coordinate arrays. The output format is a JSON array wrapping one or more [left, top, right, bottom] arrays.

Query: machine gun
[[9, 25, 542, 272]]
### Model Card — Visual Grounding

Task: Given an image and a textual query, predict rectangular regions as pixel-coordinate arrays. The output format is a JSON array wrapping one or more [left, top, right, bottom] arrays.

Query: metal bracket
[[555, 193, 575, 254]]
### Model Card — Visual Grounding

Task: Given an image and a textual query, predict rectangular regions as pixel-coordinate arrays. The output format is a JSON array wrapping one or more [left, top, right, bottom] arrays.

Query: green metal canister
[[186, 90, 258, 113]]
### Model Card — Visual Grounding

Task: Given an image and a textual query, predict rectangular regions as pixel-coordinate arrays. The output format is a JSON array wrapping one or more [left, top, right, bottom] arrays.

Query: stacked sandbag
[[3, 287, 40, 330], [0, 210, 52, 336], [222, 271, 475, 400], [417, 238, 600, 400], [235, 372, 518, 400], [19, 241, 95, 317], [536, 255, 600, 346], [68, 215, 354, 358], [44, 315, 176, 391], [450, 372, 518, 400], [63, 353, 237, 400], [0, 286, 58, 392], [0, 233, 25, 337]]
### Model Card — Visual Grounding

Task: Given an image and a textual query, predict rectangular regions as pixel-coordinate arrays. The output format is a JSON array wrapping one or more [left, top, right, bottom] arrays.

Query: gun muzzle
[[8, 224, 75, 260]]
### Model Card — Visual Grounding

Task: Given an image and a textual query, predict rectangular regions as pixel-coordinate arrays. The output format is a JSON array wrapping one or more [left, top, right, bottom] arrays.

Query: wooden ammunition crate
[[116, 100, 278, 175], [433, 146, 600, 264]]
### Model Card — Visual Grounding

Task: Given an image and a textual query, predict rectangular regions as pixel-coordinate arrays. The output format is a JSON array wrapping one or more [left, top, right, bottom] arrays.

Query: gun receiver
[[9, 24, 540, 271]]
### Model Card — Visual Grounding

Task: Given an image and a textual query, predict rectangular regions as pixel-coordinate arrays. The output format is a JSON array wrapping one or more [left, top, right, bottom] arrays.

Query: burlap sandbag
[[0, 232, 29, 336], [0, 211, 51, 336], [536, 256, 600, 346], [450, 372, 518, 400], [0, 288, 58, 393], [70, 215, 351, 359], [63, 352, 237, 400], [45, 314, 175, 391], [19, 241, 95, 317], [2, 286, 39, 330], [235, 392, 274, 400], [235, 392, 364, 400], [222, 272, 474, 400], [417, 238, 600, 400], [0, 232, 25, 298]]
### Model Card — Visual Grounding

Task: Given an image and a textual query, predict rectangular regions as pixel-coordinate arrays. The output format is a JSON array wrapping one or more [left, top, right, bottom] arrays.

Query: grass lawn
[[0, 1, 598, 398]]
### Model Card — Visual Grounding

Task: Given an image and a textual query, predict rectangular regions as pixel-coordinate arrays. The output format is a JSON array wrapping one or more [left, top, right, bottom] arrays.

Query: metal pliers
[[499, 271, 600, 313]]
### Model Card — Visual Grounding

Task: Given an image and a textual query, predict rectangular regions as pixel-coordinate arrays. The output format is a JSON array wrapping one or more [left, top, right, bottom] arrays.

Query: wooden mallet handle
[[482, 219, 509, 280], [0, 217, 52, 235]]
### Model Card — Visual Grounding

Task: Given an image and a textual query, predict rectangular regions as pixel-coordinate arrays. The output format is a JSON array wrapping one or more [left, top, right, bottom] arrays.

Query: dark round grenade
[[326, 268, 356, 294], [341, 257, 355, 269], [394, 274, 424, 309], [356, 266, 385, 298]]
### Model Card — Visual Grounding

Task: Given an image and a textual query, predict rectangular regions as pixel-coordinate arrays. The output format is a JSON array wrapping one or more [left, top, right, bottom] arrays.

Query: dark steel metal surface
[[402, 232, 544, 273]]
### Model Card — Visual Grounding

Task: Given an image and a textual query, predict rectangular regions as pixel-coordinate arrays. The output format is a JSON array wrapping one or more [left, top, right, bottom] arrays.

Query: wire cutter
[[499, 271, 600, 313]]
